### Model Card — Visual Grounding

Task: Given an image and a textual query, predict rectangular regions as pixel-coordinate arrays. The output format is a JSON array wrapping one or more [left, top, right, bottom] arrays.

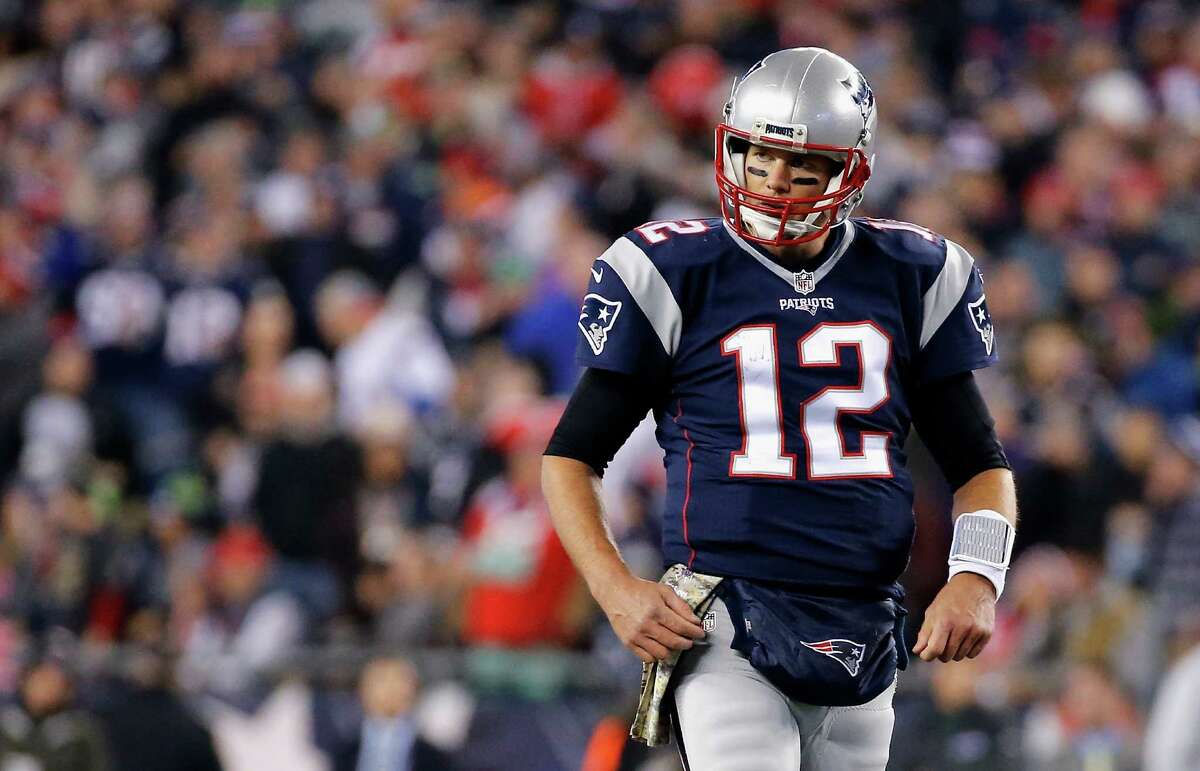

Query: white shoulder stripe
[[919, 239, 975, 349], [598, 237, 682, 357]]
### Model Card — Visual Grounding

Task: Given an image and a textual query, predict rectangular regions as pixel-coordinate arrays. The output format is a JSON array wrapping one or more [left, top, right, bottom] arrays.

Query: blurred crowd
[[1, 0, 1199, 768]]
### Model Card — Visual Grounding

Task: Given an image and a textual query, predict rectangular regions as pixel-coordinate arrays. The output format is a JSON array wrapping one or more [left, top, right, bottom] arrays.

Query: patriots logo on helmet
[[801, 638, 866, 677], [744, 57, 768, 78], [578, 293, 622, 355], [969, 293, 994, 356], [840, 72, 875, 125]]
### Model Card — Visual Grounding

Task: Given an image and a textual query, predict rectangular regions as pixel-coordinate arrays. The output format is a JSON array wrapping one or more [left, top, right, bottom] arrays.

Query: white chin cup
[[947, 509, 1014, 599], [738, 204, 822, 240]]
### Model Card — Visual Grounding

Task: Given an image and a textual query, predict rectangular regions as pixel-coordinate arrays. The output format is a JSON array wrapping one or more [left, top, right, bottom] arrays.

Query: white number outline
[[797, 321, 894, 480], [720, 324, 797, 479], [721, 321, 895, 481], [634, 219, 710, 245], [859, 217, 940, 243]]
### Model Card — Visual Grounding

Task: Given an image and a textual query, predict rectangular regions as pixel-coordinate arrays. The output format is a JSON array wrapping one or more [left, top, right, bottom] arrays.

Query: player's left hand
[[912, 572, 996, 663]]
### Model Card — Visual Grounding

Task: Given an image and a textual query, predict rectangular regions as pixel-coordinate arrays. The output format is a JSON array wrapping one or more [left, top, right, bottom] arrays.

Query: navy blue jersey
[[574, 217, 997, 596]]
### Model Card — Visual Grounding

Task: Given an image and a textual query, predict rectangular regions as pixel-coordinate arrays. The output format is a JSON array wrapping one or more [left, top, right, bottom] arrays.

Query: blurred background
[[0, 0, 1199, 768]]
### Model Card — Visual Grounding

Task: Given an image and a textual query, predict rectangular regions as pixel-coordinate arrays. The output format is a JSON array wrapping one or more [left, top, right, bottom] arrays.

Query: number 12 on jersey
[[721, 322, 893, 480]]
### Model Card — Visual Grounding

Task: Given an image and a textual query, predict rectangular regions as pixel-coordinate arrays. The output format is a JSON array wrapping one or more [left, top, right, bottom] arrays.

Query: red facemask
[[714, 123, 871, 246]]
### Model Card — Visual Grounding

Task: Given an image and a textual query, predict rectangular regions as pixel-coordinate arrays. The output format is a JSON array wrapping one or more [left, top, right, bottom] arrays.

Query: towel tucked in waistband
[[629, 564, 723, 746]]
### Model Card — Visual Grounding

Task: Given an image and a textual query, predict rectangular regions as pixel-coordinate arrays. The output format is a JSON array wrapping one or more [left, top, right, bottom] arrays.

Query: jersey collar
[[722, 219, 857, 291]]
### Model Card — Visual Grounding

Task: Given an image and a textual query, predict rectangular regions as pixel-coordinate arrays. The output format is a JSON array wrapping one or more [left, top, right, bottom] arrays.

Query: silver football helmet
[[716, 48, 877, 246]]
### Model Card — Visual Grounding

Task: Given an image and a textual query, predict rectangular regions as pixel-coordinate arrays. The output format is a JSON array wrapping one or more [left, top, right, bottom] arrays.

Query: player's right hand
[[597, 576, 706, 663]]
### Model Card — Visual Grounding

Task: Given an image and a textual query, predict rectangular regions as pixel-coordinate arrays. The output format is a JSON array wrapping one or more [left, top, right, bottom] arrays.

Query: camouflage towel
[[629, 564, 724, 746]]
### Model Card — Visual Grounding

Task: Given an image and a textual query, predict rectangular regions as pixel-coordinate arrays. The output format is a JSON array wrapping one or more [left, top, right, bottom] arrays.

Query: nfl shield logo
[[793, 270, 816, 295]]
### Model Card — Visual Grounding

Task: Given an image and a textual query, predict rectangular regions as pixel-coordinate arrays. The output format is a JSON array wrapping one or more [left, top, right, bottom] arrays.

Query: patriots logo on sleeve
[[801, 638, 866, 677], [578, 293, 622, 355], [968, 293, 994, 356]]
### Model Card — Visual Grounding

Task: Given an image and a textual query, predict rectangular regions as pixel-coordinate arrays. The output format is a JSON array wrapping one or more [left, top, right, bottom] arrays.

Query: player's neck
[[763, 229, 833, 269]]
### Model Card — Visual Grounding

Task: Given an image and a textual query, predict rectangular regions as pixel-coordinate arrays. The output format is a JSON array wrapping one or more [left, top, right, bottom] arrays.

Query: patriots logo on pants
[[802, 638, 866, 677], [578, 293, 622, 355]]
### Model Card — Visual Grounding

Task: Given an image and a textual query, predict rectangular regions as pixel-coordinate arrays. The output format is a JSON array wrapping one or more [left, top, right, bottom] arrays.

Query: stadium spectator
[[1143, 612, 1200, 771], [96, 641, 222, 771], [338, 656, 453, 771], [456, 399, 588, 699], [890, 658, 1017, 770], [176, 524, 304, 707], [0, 656, 111, 771], [253, 348, 361, 617], [17, 336, 97, 491], [314, 269, 455, 431]]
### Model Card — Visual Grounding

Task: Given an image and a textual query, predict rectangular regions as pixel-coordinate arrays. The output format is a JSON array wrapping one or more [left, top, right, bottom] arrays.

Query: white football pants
[[672, 597, 895, 771]]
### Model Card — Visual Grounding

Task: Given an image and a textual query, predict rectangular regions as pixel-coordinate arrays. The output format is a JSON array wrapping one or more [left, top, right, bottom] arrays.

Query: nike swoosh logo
[[591, 266, 604, 283]]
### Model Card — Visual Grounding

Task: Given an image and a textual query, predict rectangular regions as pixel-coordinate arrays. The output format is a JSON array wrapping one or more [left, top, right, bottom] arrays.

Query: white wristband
[[947, 560, 1006, 599], [947, 509, 1014, 599]]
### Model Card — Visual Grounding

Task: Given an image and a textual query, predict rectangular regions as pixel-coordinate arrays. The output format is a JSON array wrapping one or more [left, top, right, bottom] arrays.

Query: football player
[[543, 47, 1016, 770]]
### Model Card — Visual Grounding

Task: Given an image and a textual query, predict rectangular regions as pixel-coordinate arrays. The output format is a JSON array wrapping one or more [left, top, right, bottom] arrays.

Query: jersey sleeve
[[574, 236, 678, 380], [915, 240, 998, 384]]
